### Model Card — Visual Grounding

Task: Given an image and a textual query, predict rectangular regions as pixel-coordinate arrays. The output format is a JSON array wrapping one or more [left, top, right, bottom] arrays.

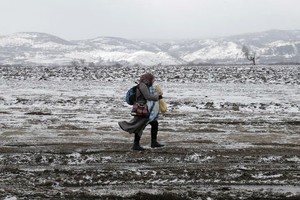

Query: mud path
[[1, 141, 300, 199]]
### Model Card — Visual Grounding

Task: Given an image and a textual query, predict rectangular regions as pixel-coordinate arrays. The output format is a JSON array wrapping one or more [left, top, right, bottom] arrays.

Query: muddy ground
[[0, 65, 300, 199]]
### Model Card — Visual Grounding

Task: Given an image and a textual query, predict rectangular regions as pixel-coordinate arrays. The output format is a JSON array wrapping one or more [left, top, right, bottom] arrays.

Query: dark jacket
[[118, 83, 159, 136], [136, 82, 159, 104]]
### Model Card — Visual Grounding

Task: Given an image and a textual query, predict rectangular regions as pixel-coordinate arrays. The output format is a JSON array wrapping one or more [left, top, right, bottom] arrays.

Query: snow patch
[[4, 196, 17, 200], [252, 173, 283, 179]]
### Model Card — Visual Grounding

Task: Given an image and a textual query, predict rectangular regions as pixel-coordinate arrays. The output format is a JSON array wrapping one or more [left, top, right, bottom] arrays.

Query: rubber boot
[[132, 133, 145, 151], [151, 140, 164, 148], [150, 121, 164, 148]]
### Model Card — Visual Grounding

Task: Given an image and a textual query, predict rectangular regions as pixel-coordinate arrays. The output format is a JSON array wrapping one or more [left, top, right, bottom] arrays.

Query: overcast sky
[[1, 0, 299, 40]]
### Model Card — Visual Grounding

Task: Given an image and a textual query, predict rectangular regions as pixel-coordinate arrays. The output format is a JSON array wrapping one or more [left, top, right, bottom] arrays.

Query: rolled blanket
[[147, 85, 160, 122]]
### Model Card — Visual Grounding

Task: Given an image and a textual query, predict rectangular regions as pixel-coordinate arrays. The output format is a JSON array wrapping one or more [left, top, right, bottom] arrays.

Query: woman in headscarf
[[118, 73, 164, 151]]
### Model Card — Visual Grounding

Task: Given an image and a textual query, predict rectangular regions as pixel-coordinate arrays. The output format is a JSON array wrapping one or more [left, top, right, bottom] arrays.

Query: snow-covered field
[[0, 65, 300, 199]]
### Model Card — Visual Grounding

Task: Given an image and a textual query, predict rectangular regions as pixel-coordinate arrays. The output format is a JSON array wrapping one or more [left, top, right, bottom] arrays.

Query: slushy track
[[0, 142, 300, 199]]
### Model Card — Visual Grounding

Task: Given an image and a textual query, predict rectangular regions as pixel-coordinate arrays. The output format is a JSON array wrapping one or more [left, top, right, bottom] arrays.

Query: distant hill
[[0, 30, 300, 65]]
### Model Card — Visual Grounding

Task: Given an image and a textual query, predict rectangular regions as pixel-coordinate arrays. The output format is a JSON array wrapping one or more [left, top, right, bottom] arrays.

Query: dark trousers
[[134, 120, 158, 144], [149, 120, 158, 141]]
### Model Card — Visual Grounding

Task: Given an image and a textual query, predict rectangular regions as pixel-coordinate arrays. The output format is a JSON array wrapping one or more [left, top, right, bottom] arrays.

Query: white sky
[[0, 0, 299, 40]]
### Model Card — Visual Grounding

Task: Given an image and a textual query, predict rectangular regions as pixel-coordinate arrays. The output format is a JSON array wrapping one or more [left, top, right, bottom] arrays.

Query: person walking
[[118, 73, 164, 151]]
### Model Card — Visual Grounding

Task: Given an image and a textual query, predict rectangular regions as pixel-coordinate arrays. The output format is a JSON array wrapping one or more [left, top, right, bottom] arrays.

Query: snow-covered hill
[[0, 30, 300, 65]]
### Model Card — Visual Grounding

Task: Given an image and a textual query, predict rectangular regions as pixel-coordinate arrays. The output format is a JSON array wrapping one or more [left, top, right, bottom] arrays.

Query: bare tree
[[70, 60, 80, 67], [70, 59, 87, 67], [242, 45, 257, 65], [79, 59, 86, 66], [88, 62, 96, 67]]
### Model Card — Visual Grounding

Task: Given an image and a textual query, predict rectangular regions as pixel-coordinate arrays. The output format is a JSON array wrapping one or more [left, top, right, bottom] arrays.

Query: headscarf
[[139, 73, 155, 87]]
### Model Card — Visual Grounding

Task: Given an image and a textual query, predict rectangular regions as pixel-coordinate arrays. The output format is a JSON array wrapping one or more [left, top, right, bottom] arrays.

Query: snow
[[259, 156, 283, 162], [268, 40, 300, 47], [252, 173, 283, 179], [286, 156, 300, 162], [0, 64, 299, 199], [34, 42, 75, 50], [3, 196, 17, 200], [64, 50, 180, 65], [0, 36, 33, 47], [1, 30, 300, 65], [182, 41, 244, 62], [185, 153, 215, 162], [0, 65, 299, 150]]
